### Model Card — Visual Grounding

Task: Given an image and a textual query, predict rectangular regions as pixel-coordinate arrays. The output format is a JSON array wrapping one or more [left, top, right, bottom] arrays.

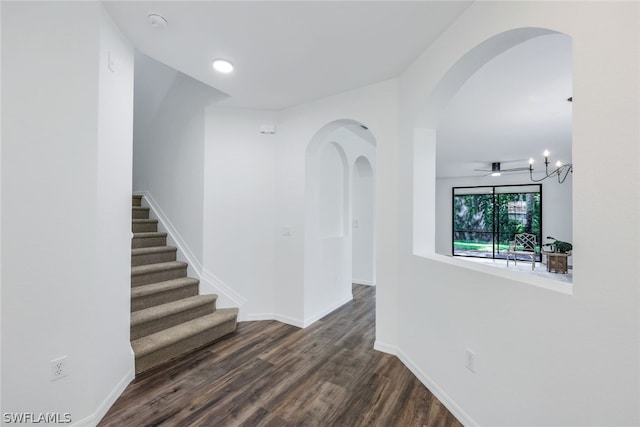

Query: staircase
[[130, 195, 238, 374]]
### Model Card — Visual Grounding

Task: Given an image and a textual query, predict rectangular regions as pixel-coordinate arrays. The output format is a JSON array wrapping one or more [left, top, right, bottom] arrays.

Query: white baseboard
[[93, 367, 135, 425], [70, 366, 135, 427], [302, 294, 352, 328], [135, 191, 247, 310], [396, 348, 476, 427], [200, 268, 247, 308], [373, 340, 398, 355], [373, 340, 476, 427], [244, 295, 353, 329], [353, 278, 376, 286], [244, 313, 278, 322], [244, 312, 305, 328], [274, 313, 305, 328]]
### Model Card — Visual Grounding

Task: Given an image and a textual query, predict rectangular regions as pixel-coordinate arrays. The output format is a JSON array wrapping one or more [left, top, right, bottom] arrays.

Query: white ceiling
[[437, 34, 573, 179], [103, 1, 472, 110], [104, 1, 572, 180]]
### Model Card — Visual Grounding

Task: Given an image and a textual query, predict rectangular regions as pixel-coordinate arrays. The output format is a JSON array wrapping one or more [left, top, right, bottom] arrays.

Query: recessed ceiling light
[[147, 13, 167, 29], [212, 59, 234, 73]]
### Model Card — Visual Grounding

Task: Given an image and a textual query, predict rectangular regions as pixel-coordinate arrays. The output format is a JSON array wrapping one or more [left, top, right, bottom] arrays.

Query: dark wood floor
[[100, 285, 463, 427]]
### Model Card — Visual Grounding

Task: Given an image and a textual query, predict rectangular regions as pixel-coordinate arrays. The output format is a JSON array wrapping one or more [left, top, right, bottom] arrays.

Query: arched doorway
[[352, 156, 375, 286], [303, 120, 376, 325]]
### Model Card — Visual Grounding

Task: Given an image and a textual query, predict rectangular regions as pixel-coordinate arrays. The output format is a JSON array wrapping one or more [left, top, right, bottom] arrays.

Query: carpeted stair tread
[[130, 294, 218, 340], [131, 294, 217, 327], [131, 246, 177, 267], [131, 232, 168, 249], [131, 277, 199, 312], [132, 206, 150, 219], [130, 194, 239, 374], [132, 218, 159, 232], [133, 231, 167, 239], [132, 246, 177, 256], [131, 261, 187, 276], [132, 308, 239, 359], [131, 277, 200, 299], [131, 261, 188, 287]]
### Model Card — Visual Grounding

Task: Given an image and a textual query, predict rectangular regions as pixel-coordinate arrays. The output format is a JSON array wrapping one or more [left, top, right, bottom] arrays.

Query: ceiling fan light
[[491, 172, 501, 177]]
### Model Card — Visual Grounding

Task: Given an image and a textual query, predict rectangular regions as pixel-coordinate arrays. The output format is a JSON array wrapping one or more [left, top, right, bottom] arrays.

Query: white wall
[[316, 142, 347, 239], [275, 81, 397, 328], [133, 56, 226, 265], [203, 107, 278, 318], [383, 2, 639, 426], [352, 157, 375, 286], [93, 6, 135, 422], [435, 174, 573, 260], [304, 125, 376, 325], [0, 0, 4, 414], [1, 2, 134, 424], [201, 95, 384, 327]]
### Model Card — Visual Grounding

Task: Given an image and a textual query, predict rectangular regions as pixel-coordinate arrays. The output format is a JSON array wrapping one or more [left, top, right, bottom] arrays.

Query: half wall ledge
[[413, 252, 573, 296]]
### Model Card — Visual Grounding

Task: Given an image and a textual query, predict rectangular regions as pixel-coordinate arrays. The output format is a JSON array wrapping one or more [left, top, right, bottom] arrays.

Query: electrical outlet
[[465, 348, 476, 373], [50, 356, 68, 381]]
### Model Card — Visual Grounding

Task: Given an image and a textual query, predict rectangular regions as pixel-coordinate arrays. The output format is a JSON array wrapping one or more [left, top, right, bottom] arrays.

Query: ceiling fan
[[474, 161, 529, 176]]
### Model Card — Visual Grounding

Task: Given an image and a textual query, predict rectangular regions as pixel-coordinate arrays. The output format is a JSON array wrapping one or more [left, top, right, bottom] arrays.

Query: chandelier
[[528, 150, 572, 184]]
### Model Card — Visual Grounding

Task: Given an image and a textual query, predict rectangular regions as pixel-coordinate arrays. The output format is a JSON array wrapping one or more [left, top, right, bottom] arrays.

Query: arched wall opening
[[304, 119, 376, 326], [413, 27, 573, 287], [352, 156, 375, 286]]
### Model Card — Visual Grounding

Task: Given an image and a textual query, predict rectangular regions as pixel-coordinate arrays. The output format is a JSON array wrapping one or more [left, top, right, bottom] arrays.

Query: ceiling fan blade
[[501, 166, 530, 172], [472, 161, 529, 175]]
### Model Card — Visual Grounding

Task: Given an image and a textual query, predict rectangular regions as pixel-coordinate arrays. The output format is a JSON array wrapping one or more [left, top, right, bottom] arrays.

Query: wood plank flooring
[[99, 285, 463, 427]]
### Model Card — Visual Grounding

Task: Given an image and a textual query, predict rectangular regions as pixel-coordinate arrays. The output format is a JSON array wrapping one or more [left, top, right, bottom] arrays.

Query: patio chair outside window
[[507, 233, 538, 270]]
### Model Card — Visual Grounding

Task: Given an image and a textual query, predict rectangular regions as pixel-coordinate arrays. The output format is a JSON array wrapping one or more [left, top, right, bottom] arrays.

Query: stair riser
[[132, 236, 167, 249], [131, 251, 177, 267], [132, 196, 142, 207], [131, 303, 216, 340], [132, 208, 150, 220], [134, 318, 237, 374], [132, 222, 158, 233], [131, 285, 199, 312], [132, 267, 187, 287]]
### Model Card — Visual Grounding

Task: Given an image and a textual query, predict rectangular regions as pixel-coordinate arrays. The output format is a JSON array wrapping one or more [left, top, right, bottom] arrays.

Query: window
[[452, 184, 542, 261]]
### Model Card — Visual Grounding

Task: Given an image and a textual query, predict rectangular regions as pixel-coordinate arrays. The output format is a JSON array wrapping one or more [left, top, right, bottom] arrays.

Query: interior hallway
[[99, 285, 462, 426]]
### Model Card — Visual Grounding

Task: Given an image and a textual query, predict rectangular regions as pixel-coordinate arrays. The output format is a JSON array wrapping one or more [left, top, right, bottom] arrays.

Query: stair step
[[131, 246, 177, 266], [131, 277, 200, 312], [131, 261, 187, 287], [132, 308, 239, 374], [132, 206, 150, 220], [132, 232, 167, 249], [132, 219, 158, 233], [132, 195, 143, 207], [131, 295, 218, 340]]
